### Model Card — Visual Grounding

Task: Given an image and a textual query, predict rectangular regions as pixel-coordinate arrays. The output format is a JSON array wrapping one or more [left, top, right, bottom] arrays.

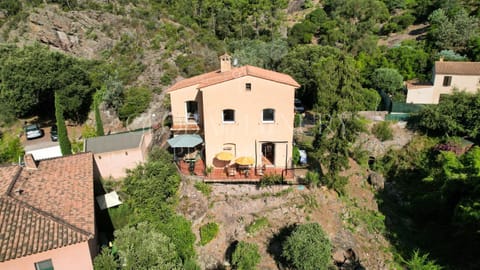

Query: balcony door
[[261, 142, 275, 166], [185, 101, 198, 122]]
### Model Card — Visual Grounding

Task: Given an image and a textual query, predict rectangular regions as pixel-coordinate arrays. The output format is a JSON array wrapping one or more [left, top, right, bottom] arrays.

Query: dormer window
[[246, 83, 252, 91], [262, 108, 275, 123], [443, 76, 452, 86], [223, 109, 235, 123]]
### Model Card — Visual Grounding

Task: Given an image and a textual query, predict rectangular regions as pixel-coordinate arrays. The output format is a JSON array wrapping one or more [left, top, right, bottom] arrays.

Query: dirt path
[[378, 23, 429, 47]]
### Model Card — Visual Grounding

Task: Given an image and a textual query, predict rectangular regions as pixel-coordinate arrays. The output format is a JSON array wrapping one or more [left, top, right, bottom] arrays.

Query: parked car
[[294, 98, 305, 113], [50, 125, 58, 141], [24, 124, 44, 140]]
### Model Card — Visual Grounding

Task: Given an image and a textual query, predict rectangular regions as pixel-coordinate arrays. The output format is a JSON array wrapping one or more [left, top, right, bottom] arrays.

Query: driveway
[[22, 125, 58, 152]]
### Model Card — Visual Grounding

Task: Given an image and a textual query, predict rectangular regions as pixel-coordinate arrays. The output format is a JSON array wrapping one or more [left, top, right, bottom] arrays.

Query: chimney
[[439, 56, 444, 62], [220, 53, 232, 72], [24, 154, 38, 170]]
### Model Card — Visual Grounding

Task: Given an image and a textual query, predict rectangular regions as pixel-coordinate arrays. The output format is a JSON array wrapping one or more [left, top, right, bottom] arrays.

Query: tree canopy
[[0, 44, 94, 122]]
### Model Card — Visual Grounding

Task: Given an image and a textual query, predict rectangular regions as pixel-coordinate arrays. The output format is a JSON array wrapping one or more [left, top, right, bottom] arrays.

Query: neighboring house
[[406, 59, 480, 104], [167, 54, 300, 175], [84, 130, 152, 179], [0, 153, 97, 270]]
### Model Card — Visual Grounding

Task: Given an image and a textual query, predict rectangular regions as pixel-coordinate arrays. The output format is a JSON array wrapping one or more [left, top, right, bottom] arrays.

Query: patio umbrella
[[215, 151, 234, 161], [235, 156, 254, 166], [167, 134, 203, 148]]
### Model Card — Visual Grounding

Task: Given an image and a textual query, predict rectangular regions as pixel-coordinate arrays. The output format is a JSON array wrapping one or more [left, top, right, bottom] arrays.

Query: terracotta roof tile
[[435, 61, 480, 75], [0, 153, 95, 262], [167, 65, 300, 92]]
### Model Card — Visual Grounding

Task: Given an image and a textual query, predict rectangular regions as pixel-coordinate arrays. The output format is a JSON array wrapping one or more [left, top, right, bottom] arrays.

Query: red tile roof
[[435, 61, 480, 75], [0, 153, 95, 262], [167, 65, 300, 92]]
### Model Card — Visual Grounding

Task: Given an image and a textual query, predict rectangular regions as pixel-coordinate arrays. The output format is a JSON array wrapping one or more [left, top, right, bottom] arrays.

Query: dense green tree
[[158, 215, 196, 261], [385, 42, 430, 80], [409, 91, 480, 140], [231, 242, 261, 270], [428, 8, 479, 51], [311, 114, 366, 194], [282, 223, 332, 270], [280, 45, 379, 112], [230, 39, 288, 69], [114, 222, 182, 270], [371, 68, 404, 101], [123, 148, 180, 222], [379, 137, 480, 268], [0, 45, 93, 121], [55, 92, 72, 156], [94, 93, 105, 136]]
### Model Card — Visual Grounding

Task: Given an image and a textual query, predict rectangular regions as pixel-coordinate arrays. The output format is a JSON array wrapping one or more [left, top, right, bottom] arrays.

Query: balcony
[[171, 115, 201, 133]]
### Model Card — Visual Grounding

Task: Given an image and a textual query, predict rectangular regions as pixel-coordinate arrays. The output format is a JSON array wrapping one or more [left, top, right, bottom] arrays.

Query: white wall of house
[[406, 86, 434, 104]]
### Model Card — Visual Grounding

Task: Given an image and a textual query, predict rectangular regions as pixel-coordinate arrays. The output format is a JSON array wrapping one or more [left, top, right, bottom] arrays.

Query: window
[[223, 109, 235, 123], [245, 83, 251, 91], [35, 259, 54, 270], [443, 76, 452, 86], [262, 108, 275, 122]]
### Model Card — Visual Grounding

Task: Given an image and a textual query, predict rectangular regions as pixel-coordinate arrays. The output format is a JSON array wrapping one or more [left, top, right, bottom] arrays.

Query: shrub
[[232, 241, 261, 270], [245, 217, 269, 234], [293, 146, 300, 165], [159, 215, 196, 260], [282, 223, 332, 270], [304, 171, 320, 188], [118, 86, 152, 123], [401, 250, 442, 270], [294, 113, 303, 127], [194, 181, 212, 197], [200, 222, 219, 245], [0, 132, 24, 163], [260, 174, 283, 187], [372, 121, 393, 141], [93, 247, 118, 270]]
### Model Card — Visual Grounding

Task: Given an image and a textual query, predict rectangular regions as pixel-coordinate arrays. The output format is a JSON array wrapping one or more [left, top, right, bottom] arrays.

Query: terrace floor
[[176, 159, 295, 183]]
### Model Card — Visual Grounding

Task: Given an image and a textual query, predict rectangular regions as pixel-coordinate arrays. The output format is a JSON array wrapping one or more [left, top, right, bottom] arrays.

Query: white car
[[25, 124, 44, 140]]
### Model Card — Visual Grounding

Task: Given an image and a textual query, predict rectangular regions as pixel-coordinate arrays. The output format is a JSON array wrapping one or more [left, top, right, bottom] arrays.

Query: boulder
[[368, 172, 385, 191]]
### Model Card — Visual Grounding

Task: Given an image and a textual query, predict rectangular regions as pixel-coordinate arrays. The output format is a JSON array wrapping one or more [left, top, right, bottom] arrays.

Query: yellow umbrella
[[215, 151, 234, 161], [235, 156, 254, 166]]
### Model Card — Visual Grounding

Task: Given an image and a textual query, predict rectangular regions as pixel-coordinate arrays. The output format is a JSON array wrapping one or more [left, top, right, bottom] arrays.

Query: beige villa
[[406, 59, 480, 104], [167, 54, 300, 179], [0, 153, 97, 270]]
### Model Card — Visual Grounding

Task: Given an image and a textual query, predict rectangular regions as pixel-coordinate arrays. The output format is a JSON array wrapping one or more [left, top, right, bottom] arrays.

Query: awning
[[167, 134, 203, 148]]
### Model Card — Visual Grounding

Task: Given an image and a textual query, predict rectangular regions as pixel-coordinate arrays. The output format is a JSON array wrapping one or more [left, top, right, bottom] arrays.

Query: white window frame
[[262, 108, 275, 123]]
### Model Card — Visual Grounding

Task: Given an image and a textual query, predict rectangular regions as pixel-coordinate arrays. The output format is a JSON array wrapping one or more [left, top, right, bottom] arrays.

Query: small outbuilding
[[84, 130, 152, 179]]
